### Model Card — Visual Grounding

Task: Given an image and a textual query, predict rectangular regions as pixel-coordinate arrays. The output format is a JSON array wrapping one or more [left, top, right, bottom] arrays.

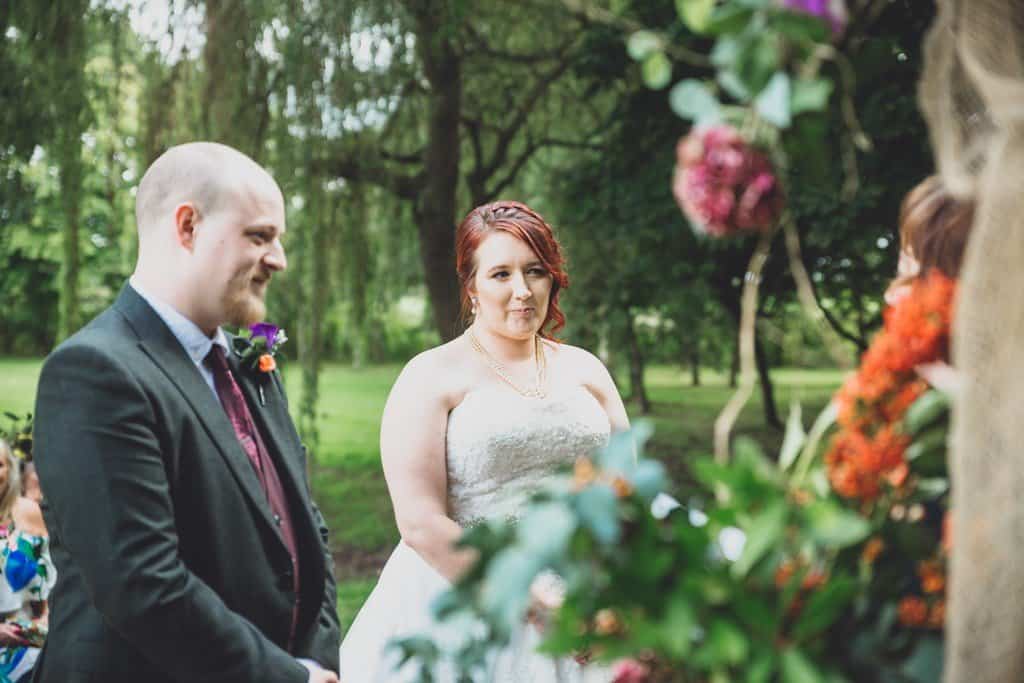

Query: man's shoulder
[[43, 305, 140, 372]]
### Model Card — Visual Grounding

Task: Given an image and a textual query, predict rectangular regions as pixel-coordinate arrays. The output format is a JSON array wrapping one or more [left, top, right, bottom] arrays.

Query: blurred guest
[[0, 440, 53, 683], [884, 174, 974, 305], [19, 463, 40, 506], [886, 175, 973, 394]]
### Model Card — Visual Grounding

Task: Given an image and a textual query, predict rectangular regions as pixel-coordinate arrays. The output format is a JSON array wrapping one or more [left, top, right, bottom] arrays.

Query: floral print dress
[[0, 523, 55, 683]]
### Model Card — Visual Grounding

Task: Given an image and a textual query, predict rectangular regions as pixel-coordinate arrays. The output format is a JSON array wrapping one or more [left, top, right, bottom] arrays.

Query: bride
[[339, 201, 628, 681]]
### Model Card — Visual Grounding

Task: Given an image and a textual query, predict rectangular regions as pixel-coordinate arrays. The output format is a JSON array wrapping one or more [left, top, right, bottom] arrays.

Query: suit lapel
[[227, 347, 316, 533], [114, 286, 282, 537]]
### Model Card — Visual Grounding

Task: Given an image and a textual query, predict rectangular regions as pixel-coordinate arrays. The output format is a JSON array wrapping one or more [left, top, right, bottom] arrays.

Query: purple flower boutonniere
[[234, 322, 288, 374], [233, 323, 288, 406]]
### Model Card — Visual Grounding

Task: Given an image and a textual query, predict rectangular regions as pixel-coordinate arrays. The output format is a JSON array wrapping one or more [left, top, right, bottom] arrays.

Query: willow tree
[[200, 0, 279, 159], [36, 2, 93, 341], [317, 0, 611, 340]]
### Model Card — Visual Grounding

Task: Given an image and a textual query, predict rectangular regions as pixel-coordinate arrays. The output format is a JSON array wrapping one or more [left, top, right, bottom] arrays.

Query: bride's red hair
[[455, 200, 569, 339]]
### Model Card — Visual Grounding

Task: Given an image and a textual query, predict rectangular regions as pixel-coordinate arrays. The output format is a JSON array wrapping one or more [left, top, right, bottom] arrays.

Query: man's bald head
[[135, 142, 281, 238], [131, 141, 288, 335]]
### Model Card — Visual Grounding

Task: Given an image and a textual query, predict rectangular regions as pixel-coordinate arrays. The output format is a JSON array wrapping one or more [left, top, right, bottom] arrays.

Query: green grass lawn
[[0, 357, 842, 633]]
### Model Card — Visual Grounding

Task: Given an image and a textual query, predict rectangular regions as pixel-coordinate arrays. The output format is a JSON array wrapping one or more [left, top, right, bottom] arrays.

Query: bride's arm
[[574, 347, 636, 463], [578, 349, 630, 431], [379, 355, 478, 583]]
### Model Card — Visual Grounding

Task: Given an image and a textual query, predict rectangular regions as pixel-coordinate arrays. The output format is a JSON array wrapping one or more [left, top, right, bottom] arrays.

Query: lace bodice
[[445, 385, 611, 526]]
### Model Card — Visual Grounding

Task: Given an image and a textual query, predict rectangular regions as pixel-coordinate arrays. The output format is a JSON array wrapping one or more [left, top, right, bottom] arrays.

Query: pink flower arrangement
[[779, 0, 848, 38], [673, 125, 784, 238], [612, 658, 650, 683]]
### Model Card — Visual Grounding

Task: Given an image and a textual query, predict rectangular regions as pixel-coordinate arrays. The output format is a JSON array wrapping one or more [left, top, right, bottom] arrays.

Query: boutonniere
[[232, 323, 288, 405]]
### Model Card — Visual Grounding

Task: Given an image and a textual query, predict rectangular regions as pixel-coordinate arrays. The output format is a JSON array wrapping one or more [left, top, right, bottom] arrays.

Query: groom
[[32, 142, 340, 682]]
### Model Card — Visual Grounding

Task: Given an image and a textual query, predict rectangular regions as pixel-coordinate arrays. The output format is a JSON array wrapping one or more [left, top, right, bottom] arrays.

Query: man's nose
[[264, 239, 287, 272]]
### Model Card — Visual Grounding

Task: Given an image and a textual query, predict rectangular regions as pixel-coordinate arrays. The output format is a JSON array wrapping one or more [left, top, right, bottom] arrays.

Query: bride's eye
[[492, 271, 510, 279], [528, 267, 547, 276]]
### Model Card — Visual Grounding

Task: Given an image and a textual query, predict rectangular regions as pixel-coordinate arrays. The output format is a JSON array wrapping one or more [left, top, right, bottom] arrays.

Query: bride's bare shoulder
[[545, 340, 618, 395], [544, 340, 605, 372], [392, 336, 476, 403]]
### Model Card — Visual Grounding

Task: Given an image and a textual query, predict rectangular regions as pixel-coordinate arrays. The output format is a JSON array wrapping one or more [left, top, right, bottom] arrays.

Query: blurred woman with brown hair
[[885, 175, 974, 306], [882, 175, 974, 396]]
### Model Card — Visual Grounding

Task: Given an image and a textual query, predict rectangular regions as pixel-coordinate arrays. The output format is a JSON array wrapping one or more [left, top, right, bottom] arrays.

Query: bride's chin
[[501, 326, 537, 341]]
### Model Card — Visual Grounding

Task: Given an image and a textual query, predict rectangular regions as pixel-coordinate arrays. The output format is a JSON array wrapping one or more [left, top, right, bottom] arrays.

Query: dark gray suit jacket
[[32, 285, 340, 682]]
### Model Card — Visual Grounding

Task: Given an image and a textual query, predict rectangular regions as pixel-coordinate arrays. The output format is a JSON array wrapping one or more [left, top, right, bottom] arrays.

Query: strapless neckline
[[444, 383, 610, 527], [451, 383, 601, 414]]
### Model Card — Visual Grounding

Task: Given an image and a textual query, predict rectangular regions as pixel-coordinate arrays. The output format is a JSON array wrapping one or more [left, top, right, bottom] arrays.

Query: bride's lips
[[509, 307, 535, 316]]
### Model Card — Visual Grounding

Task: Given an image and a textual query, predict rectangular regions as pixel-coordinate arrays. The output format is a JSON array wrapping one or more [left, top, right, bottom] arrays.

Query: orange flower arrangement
[[918, 559, 946, 594], [897, 596, 929, 627], [826, 271, 956, 502], [861, 537, 885, 565], [573, 456, 636, 498], [895, 558, 948, 630]]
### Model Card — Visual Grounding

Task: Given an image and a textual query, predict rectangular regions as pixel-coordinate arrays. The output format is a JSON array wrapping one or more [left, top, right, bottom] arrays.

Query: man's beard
[[223, 274, 267, 327]]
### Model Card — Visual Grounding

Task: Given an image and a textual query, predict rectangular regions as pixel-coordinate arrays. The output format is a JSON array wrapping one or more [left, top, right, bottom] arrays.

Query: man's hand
[[299, 659, 339, 683], [307, 669, 339, 683]]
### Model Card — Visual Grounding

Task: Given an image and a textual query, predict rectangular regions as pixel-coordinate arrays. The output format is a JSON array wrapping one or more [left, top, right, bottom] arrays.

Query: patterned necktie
[[204, 344, 301, 647]]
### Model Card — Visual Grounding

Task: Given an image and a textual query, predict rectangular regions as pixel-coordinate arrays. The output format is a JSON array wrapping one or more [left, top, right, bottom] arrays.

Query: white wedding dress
[[339, 384, 613, 682]]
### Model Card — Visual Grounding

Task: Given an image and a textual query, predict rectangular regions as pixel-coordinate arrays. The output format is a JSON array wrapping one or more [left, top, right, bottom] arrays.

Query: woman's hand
[[916, 361, 961, 395], [0, 622, 29, 647], [525, 571, 566, 629], [529, 571, 566, 612]]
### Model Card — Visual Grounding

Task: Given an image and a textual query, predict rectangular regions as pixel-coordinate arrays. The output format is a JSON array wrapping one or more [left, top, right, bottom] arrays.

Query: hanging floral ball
[[778, 0, 849, 38], [672, 125, 785, 238], [611, 658, 651, 683]]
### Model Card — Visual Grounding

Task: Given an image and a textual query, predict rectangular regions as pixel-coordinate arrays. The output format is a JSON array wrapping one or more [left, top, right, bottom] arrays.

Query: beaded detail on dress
[[445, 385, 610, 527]]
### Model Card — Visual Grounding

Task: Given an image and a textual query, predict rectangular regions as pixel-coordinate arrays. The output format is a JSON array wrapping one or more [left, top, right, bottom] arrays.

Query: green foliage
[[676, 0, 716, 35], [400, 369, 949, 679], [640, 0, 841, 133], [670, 79, 722, 124]]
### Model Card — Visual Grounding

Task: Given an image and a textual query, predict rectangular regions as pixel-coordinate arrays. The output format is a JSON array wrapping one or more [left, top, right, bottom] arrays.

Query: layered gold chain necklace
[[468, 329, 547, 399]]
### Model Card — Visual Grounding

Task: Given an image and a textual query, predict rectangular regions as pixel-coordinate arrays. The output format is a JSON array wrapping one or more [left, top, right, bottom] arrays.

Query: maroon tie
[[205, 345, 301, 647]]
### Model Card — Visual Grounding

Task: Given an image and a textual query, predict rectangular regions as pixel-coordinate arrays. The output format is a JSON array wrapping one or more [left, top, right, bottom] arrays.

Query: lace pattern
[[445, 386, 610, 527]]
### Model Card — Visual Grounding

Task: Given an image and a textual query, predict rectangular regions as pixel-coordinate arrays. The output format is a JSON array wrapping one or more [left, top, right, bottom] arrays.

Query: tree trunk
[[57, 167, 82, 342], [201, 0, 269, 158], [624, 315, 651, 415], [346, 191, 372, 368], [729, 339, 739, 389], [412, 10, 463, 341], [297, 180, 329, 479], [689, 343, 701, 387], [755, 336, 782, 429], [54, 4, 88, 342]]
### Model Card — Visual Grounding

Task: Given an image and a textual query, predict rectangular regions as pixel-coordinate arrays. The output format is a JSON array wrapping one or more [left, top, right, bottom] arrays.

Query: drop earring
[[471, 297, 479, 315]]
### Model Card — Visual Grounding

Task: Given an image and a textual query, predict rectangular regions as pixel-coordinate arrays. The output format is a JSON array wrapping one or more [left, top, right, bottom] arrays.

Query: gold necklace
[[468, 329, 547, 399]]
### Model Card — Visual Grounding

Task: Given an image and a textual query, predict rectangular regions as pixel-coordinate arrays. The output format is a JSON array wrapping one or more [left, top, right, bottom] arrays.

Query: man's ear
[[174, 203, 200, 251]]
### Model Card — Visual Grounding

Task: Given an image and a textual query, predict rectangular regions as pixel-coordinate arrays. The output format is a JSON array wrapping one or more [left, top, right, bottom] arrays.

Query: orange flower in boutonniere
[[258, 354, 277, 373]]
